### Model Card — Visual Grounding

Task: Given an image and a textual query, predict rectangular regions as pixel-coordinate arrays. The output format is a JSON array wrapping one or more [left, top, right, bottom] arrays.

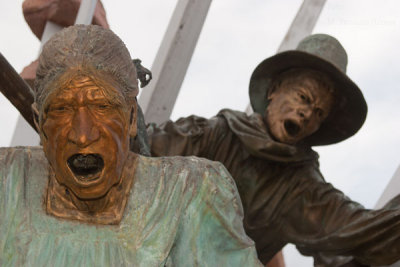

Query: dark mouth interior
[[284, 120, 300, 137], [67, 154, 104, 178]]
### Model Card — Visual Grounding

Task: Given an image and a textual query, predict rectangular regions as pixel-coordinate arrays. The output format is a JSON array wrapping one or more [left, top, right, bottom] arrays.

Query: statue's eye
[[98, 105, 109, 109], [46, 105, 73, 117], [49, 105, 70, 113], [298, 92, 310, 103], [92, 104, 113, 112]]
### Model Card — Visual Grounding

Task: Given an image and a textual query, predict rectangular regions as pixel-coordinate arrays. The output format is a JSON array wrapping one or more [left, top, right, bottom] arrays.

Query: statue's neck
[[46, 153, 138, 225], [66, 184, 112, 213]]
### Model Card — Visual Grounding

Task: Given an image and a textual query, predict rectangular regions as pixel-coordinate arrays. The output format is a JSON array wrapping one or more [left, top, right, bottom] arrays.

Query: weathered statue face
[[40, 74, 135, 200], [265, 74, 333, 145]]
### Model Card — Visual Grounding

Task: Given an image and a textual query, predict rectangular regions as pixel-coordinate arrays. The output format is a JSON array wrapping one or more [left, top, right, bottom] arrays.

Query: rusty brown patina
[[31, 24, 139, 224], [265, 69, 334, 145], [40, 74, 137, 224]]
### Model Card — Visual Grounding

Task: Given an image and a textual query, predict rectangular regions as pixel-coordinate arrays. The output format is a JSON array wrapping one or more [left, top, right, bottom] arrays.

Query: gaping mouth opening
[[284, 120, 301, 137], [67, 154, 104, 181]]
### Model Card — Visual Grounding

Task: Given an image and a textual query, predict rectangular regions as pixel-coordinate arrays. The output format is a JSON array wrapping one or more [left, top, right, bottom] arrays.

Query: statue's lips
[[67, 154, 104, 182], [284, 119, 301, 137]]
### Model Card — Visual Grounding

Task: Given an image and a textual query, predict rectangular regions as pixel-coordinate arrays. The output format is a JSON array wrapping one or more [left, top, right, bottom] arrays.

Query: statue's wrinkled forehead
[[42, 71, 127, 113], [56, 75, 106, 100], [270, 68, 335, 97]]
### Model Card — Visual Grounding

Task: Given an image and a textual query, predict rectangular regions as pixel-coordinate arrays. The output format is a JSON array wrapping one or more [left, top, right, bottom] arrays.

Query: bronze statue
[[0, 25, 262, 266], [148, 34, 400, 266]]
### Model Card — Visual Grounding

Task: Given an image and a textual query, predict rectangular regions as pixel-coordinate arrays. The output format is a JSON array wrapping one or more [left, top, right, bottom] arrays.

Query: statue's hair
[[34, 24, 138, 111]]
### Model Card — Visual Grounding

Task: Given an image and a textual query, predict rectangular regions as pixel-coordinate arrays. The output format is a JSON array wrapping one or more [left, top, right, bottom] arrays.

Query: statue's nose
[[297, 107, 312, 122], [68, 108, 100, 147]]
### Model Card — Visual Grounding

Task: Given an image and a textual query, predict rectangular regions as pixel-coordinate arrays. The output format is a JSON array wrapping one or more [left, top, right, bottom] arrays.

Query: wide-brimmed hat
[[249, 34, 367, 146]]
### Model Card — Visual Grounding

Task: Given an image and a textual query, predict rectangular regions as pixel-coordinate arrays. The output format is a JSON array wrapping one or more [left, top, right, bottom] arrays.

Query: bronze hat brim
[[249, 50, 367, 146]]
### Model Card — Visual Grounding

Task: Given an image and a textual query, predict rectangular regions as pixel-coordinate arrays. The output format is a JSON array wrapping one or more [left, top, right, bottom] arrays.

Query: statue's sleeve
[[166, 161, 262, 267], [147, 115, 229, 158], [279, 164, 400, 266]]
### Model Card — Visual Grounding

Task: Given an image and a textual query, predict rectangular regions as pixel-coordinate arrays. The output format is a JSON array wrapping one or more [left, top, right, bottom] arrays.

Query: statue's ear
[[31, 103, 40, 132]]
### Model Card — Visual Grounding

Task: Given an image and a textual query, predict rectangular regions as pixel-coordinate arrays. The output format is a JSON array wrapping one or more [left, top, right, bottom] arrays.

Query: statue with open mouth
[[148, 34, 400, 266], [0, 25, 262, 266]]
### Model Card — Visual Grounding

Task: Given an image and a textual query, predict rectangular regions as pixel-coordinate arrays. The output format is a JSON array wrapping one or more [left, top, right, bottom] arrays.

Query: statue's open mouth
[[67, 154, 104, 181], [284, 120, 300, 137]]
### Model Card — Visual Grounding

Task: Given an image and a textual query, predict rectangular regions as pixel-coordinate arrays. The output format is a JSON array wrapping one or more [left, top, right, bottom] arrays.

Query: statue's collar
[[218, 109, 318, 163]]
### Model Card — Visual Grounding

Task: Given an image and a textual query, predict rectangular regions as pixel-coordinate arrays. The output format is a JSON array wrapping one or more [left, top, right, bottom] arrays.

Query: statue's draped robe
[[0, 147, 262, 266], [148, 109, 400, 266]]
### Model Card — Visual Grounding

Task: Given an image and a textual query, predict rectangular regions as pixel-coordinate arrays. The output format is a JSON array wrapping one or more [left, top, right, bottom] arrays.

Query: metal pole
[[375, 165, 400, 209], [0, 52, 39, 147], [375, 170, 400, 267], [277, 0, 327, 53], [139, 0, 213, 124], [39, 21, 64, 53], [75, 0, 98, 25], [374, 163, 400, 267]]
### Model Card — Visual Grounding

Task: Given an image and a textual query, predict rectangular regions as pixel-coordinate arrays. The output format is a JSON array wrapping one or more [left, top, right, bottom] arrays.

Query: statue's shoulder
[[0, 146, 43, 152], [137, 154, 235, 196], [0, 146, 45, 162], [217, 108, 266, 134], [139, 154, 226, 176], [0, 147, 48, 204], [0, 146, 48, 183], [218, 108, 262, 121]]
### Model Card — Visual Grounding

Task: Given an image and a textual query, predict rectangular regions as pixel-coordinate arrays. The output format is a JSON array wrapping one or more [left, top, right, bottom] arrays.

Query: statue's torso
[[0, 147, 184, 266], [0, 146, 261, 267]]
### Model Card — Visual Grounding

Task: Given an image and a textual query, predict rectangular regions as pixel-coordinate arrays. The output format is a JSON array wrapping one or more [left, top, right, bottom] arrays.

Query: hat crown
[[297, 34, 348, 73]]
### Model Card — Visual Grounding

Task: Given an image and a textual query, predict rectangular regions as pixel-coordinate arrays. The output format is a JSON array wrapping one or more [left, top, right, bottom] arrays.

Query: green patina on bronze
[[0, 147, 261, 266], [0, 25, 262, 266]]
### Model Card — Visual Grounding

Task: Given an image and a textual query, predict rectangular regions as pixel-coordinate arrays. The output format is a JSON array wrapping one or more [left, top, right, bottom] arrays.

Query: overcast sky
[[1, 0, 400, 265]]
